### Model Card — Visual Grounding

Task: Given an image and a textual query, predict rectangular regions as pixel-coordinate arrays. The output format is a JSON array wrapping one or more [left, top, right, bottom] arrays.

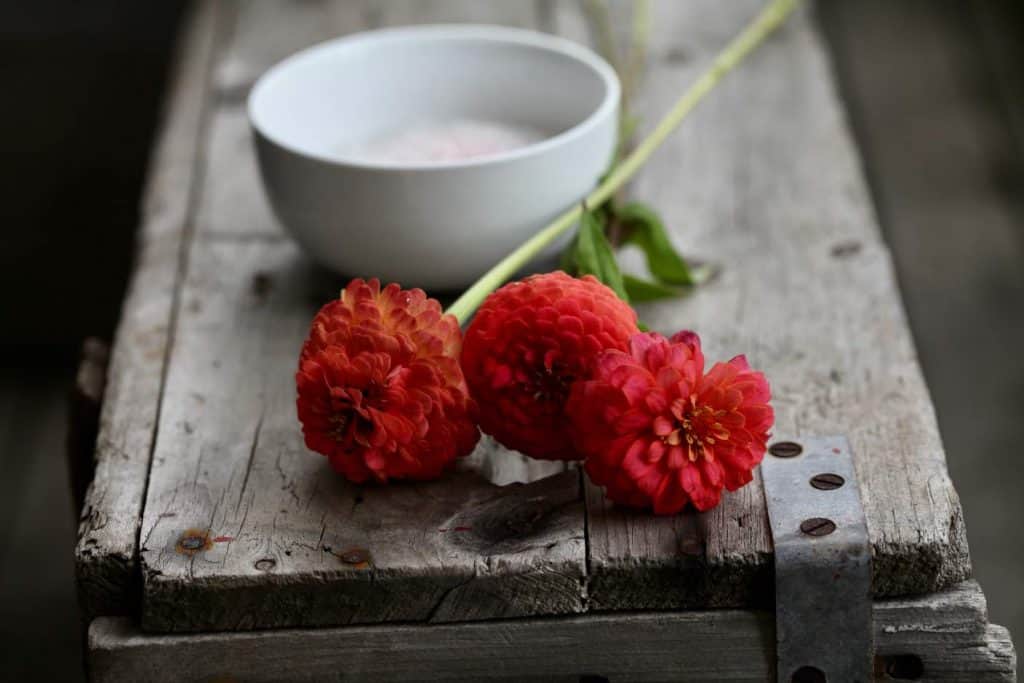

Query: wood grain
[[582, 0, 971, 611], [74, 1, 224, 621], [88, 581, 1015, 682], [136, 240, 585, 632]]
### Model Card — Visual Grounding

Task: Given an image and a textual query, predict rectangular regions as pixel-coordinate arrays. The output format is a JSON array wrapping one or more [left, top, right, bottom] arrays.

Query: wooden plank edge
[[74, 0, 225, 621], [871, 508, 973, 598], [67, 338, 110, 515], [88, 581, 1015, 682], [808, 2, 975, 601]]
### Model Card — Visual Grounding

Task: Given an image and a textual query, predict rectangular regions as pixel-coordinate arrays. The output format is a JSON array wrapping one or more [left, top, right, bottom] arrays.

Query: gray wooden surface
[[89, 581, 1015, 682], [587, 0, 970, 608], [79, 0, 974, 635], [74, 0, 225, 621], [136, 238, 585, 632]]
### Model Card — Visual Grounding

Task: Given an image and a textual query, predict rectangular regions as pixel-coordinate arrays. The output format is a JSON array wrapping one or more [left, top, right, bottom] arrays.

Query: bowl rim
[[247, 23, 621, 171]]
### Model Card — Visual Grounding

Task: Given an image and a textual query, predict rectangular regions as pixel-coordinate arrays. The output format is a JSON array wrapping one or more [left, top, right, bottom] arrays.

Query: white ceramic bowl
[[249, 25, 619, 290]]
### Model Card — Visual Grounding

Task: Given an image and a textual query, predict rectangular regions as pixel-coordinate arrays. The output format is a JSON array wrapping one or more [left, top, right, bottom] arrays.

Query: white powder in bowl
[[347, 119, 549, 164]]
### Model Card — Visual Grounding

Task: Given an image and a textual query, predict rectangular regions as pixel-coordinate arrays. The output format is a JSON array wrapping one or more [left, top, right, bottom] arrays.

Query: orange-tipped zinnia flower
[[296, 279, 479, 483], [567, 331, 773, 513], [460, 272, 639, 460]]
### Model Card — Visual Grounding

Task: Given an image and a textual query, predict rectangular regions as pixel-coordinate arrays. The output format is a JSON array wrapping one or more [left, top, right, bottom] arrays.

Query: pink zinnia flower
[[567, 331, 773, 513]]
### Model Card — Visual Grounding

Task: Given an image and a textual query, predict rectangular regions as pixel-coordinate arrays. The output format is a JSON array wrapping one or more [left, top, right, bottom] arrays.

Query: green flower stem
[[446, 0, 798, 325]]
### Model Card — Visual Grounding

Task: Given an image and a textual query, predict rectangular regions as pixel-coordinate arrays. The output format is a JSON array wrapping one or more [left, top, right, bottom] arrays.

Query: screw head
[[810, 473, 845, 490], [254, 558, 276, 572], [791, 666, 826, 683], [883, 654, 924, 679], [769, 441, 803, 458], [800, 517, 837, 537]]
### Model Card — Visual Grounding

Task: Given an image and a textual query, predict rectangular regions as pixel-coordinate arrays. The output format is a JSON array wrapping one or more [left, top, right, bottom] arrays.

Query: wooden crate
[[74, 1, 1016, 680]]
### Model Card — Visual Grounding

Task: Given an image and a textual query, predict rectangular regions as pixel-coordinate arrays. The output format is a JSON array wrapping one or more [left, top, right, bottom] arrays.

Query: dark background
[[1, 1, 1021, 680], [0, 2, 186, 680]]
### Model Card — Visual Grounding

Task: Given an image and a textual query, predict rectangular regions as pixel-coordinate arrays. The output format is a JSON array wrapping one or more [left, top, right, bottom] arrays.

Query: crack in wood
[[237, 409, 264, 511]]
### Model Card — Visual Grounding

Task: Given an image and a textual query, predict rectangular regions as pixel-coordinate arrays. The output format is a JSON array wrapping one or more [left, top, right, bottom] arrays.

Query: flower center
[[530, 365, 574, 405], [327, 412, 353, 442], [665, 397, 731, 461], [328, 379, 387, 445]]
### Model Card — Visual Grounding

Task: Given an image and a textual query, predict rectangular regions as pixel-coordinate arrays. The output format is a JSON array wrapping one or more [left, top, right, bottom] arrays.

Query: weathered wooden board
[[83, 0, 974, 636], [137, 240, 585, 632], [89, 582, 1016, 682], [68, 338, 110, 514], [581, 0, 971, 610], [74, 1, 224, 621], [136, 0, 578, 633]]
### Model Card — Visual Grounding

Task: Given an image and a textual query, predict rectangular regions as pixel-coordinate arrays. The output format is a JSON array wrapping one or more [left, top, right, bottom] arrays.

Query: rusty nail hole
[[175, 529, 212, 555], [810, 473, 845, 490], [254, 558, 276, 572], [882, 653, 924, 679], [800, 517, 837, 537], [251, 272, 272, 300], [791, 666, 826, 683], [769, 441, 803, 458], [339, 548, 369, 565], [679, 537, 703, 556]]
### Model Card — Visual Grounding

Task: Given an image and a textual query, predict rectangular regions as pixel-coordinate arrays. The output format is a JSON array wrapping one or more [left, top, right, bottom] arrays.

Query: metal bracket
[[761, 435, 873, 683]]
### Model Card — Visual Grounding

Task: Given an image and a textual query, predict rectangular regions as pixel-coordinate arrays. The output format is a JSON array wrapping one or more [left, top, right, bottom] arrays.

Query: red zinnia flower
[[567, 331, 773, 513], [461, 271, 639, 460], [297, 279, 479, 483]]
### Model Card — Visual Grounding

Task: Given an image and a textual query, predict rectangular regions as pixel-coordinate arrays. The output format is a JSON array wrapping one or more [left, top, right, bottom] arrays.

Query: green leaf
[[575, 207, 630, 302], [617, 202, 695, 286], [559, 233, 579, 273], [622, 274, 681, 302]]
